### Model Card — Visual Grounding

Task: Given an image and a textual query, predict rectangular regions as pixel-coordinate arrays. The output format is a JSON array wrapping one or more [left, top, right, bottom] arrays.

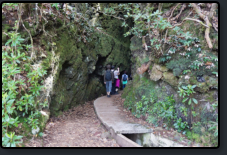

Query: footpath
[[24, 101, 119, 147]]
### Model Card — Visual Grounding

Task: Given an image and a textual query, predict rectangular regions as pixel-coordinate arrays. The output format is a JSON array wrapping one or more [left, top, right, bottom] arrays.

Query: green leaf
[[11, 142, 16, 147], [7, 99, 15, 104], [6, 133, 11, 139], [188, 98, 192, 105], [182, 98, 188, 103], [5, 39, 13, 46], [14, 135, 23, 140], [6, 143, 11, 147], [192, 98, 198, 104]]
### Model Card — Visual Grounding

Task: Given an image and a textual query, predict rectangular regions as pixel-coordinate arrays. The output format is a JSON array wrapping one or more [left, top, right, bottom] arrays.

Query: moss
[[206, 76, 218, 88], [163, 72, 178, 88], [192, 132, 202, 143], [189, 76, 217, 93], [204, 91, 216, 102], [149, 64, 153, 70], [30, 29, 36, 36], [24, 21, 29, 29], [38, 112, 50, 132]]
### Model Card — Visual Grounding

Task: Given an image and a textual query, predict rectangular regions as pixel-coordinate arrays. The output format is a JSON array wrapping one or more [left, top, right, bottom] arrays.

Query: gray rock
[[150, 66, 163, 81], [150, 133, 159, 147]]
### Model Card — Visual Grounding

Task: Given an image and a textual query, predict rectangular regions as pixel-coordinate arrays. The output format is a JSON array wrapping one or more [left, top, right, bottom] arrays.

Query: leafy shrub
[[173, 118, 189, 133], [2, 132, 23, 147], [2, 30, 47, 147], [135, 95, 150, 118], [166, 58, 191, 76]]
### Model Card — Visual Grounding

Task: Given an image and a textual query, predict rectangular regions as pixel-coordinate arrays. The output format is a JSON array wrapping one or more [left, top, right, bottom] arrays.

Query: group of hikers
[[104, 65, 129, 98]]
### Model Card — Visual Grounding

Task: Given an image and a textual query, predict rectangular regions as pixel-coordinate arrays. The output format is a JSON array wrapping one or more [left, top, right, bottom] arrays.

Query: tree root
[[21, 19, 34, 61], [174, 17, 209, 28], [191, 3, 213, 49], [164, 3, 180, 43], [37, 5, 54, 38], [168, 3, 181, 22], [172, 3, 186, 20]]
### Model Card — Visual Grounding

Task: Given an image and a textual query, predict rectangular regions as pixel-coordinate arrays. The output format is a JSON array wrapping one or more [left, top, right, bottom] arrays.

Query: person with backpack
[[122, 71, 128, 90], [104, 65, 114, 97]]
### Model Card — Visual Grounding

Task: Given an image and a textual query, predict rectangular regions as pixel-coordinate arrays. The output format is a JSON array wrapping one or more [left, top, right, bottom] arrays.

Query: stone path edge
[[93, 99, 142, 147]]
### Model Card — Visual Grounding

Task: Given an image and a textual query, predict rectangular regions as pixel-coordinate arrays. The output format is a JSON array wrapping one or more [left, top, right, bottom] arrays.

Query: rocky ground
[[24, 91, 200, 147]]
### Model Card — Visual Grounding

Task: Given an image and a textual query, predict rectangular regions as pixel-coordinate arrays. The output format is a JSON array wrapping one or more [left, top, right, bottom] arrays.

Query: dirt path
[[24, 100, 119, 147], [24, 91, 198, 147]]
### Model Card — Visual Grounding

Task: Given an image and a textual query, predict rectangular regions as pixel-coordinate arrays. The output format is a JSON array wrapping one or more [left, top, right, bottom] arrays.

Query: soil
[[24, 100, 119, 147]]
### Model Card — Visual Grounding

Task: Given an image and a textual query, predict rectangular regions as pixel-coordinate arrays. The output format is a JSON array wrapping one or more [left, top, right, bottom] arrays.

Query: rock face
[[1, 3, 132, 117], [44, 4, 132, 116], [149, 63, 169, 81]]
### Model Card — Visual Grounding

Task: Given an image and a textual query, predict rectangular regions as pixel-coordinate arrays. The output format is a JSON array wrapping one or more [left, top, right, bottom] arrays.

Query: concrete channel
[[93, 96, 153, 147]]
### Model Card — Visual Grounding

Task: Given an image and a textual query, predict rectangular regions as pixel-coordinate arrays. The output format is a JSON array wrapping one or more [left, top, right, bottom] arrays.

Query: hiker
[[110, 65, 116, 95], [104, 64, 114, 97], [114, 67, 120, 94], [122, 71, 128, 89]]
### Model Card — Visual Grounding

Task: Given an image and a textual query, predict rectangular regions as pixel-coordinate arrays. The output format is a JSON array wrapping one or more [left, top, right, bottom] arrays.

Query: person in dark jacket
[[104, 65, 114, 97]]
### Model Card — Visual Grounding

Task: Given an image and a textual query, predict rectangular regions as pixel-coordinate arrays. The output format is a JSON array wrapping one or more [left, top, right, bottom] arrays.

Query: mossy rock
[[38, 111, 50, 132], [204, 90, 218, 103], [189, 75, 217, 93], [163, 72, 179, 88], [155, 64, 168, 72], [206, 76, 218, 89]]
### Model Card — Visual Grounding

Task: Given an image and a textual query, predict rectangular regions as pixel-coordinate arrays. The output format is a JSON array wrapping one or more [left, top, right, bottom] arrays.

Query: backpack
[[105, 70, 112, 81], [123, 74, 127, 81]]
